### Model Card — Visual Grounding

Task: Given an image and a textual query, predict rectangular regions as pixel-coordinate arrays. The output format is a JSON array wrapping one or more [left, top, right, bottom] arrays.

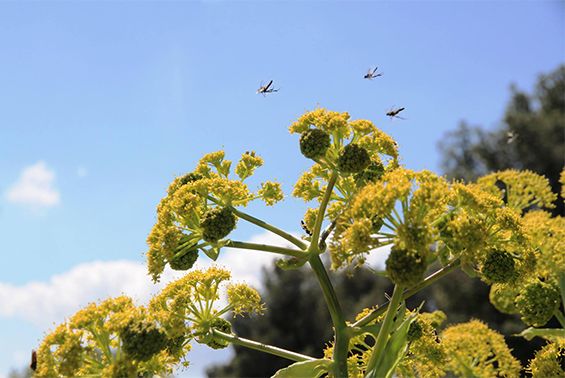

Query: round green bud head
[[206, 318, 232, 350], [337, 143, 371, 174], [516, 281, 560, 327], [481, 249, 516, 283], [201, 207, 237, 242], [169, 249, 198, 271], [407, 319, 424, 342], [299, 129, 331, 159], [385, 245, 427, 288], [121, 319, 168, 361]]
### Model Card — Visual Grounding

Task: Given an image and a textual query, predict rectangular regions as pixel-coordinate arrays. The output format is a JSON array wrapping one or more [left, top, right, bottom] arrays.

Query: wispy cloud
[[0, 232, 293, 329], [5, 161, 60, 209]]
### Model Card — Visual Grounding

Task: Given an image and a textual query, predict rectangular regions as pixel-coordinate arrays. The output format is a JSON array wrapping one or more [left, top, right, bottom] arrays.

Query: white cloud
[[5, 161, 60, 208], [0, 232, 295, 329]]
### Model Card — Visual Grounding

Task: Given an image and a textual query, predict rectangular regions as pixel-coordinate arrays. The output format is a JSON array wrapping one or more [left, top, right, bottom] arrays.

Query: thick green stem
[[229, 206, 308, 250], [211, 329, 315, 362], [365, 284, 404, 374], [352, 257, 461, 328], [226, 240, 308, 258], [309, 254, 349, 377], [307, 171, 348, 377]]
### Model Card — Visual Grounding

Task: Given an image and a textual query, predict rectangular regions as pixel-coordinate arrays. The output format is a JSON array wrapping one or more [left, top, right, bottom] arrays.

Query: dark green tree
[[438, 64, 565, 215], [433, 64, 565, 366]]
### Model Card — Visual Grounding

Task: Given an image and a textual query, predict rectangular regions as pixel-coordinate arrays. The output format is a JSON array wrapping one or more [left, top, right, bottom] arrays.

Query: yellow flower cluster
[[35, 296, 187, 378], [477, 170, 557, 211], [528, 339, 565, 377], [146, 150, 284, 281], [150, 266, 264, 345], [290, 109, 399, 237], [441, 320, 521, 377]]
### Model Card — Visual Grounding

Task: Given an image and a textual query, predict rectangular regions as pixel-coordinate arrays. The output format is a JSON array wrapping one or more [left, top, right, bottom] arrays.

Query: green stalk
[[310, 172, 338, 246], [226, 240, 308, 258], [211, 329, 315, 362], [229, 206, 308, 250], [306, 171, 348, 377], [309, 255, 349, 377], [365, 284, 404, 374], [352, 257, 461, 328]]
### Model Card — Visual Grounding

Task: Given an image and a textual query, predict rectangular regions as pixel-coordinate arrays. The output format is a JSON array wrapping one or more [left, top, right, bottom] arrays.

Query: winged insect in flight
[[256, 80, 279, 96], [364, 67, 383, 80], [386, 107, 405, 120]]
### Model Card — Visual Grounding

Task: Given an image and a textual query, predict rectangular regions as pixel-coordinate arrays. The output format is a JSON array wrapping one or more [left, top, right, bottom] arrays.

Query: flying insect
[[386, 107, 405, 120], [256, 80, 279, 95], [364, 67, 383, 80]]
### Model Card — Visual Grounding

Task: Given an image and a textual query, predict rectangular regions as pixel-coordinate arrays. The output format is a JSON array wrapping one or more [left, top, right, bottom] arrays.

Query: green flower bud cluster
[[386, 245, 427, 288], [201, 207, 237, 242], [299, 129, 331, 159], [169, 242, 199, 271], [407, 319, 424, 342], [515, 280, 560, 327], [337, 143, 371, 174], [205, 318, 232, 350], [121, 319, 168, 362], [481, 249, 516, 284]]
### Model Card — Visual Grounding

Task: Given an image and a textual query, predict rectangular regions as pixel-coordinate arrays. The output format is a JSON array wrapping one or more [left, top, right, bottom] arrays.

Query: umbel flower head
[[149, 266, 264, 349], [146, 150, 284, 282], [34, 297, 187, 378], [528, 340, 565, 378], [442, 320, 521, 377]]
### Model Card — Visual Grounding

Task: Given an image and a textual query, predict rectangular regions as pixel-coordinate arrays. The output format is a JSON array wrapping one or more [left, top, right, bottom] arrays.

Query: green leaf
[[517, 327, 565, 341], [271, 359, 333, 378], [365, 309, 416, 378], [203, 247, 220, 261]]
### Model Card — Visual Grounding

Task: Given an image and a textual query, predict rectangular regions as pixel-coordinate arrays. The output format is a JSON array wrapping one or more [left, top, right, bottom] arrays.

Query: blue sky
[[0, 1, 563, 376]]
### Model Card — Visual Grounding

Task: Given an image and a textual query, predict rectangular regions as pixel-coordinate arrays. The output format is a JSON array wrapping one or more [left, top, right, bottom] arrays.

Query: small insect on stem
[[256, 80, 279, 96], [30, 350, 37, 371], [364, 67, 383, 80], [386, 107, 405, 120], [300, 220, 313, 236]]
